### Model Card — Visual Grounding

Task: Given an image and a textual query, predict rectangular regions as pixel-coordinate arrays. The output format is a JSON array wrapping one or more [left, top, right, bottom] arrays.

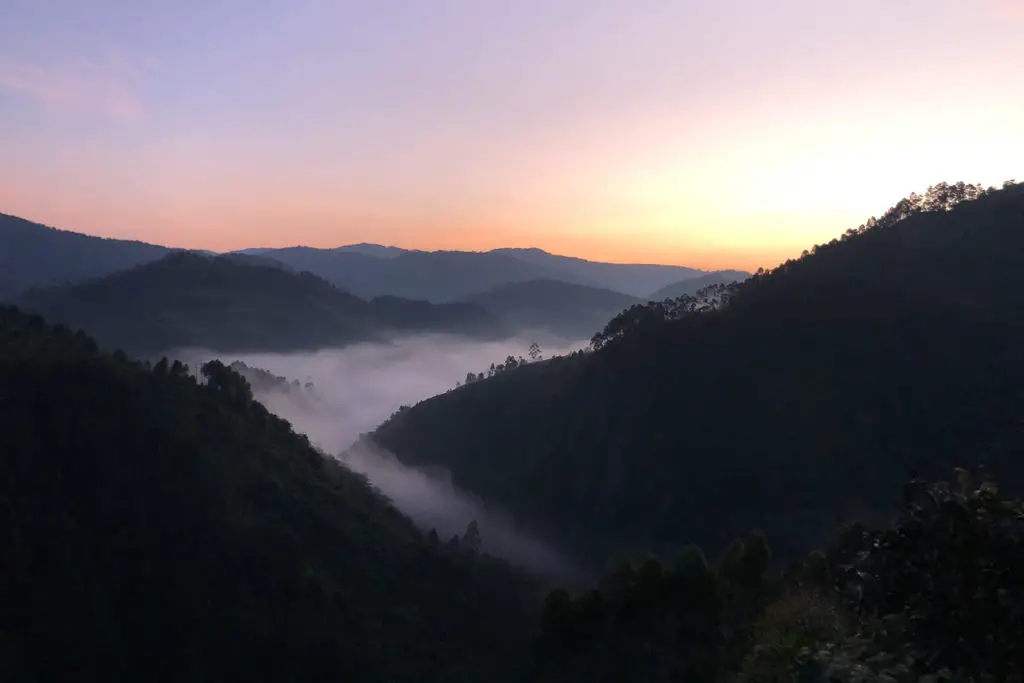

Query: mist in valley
[[176, 334, 588, 580]]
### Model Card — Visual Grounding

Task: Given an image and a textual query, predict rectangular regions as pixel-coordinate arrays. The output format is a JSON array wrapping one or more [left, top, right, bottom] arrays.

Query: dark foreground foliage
[[533, 470, 1024, 683], [0, 306, 536, 683], [532, 532, 773, 682]]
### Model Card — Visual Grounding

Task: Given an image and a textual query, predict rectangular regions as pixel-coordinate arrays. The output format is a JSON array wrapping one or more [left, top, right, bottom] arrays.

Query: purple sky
[[1, 0, 1021, 270]]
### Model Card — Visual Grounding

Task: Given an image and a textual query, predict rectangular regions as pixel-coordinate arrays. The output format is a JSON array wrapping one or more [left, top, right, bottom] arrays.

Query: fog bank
[[176, 334, 587, 579]]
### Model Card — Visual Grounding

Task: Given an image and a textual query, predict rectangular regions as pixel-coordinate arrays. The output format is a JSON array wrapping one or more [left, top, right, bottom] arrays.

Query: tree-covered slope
[[0, 213, 170, 299], [461, 278, 642, 340], [371, 181, 1024, 567], [0, 306, 537, 682], [17, 252, 504, 354]]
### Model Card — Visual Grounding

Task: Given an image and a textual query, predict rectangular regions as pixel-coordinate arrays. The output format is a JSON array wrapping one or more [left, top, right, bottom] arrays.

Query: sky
[[1, 0, 1021, 271]]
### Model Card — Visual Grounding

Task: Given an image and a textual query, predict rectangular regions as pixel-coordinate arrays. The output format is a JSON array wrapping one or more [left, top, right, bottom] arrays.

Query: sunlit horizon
[[2, 0, 1022, 272]]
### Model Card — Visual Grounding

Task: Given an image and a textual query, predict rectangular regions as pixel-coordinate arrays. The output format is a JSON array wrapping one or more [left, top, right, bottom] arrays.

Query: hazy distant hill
[[18, 252, 504, 354], [462, 279, 642, 340], [0, 213, 171, 298], [647, 269, 751, 300], [492, 247, 705, 298], [371, 181, 1024, 567], [237, 246, 581, 300], [336, 242, 409, 259], [235, 245, 715, 301]]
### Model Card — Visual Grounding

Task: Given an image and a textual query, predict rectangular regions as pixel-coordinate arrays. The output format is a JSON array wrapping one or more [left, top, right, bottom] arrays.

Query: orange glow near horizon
[[1, 0, 1022, 273]]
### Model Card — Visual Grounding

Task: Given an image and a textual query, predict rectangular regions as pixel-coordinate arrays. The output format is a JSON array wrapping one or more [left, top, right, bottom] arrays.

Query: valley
[[176, 336, 591, 579], [2, 181, 1022, 682]]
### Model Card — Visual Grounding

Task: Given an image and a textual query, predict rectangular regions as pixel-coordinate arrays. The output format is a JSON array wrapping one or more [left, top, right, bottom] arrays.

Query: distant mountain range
[[224, 245, 717, 301], [239, 242, 409, 260], [1, 212, 744, 303], [1, 211, 752, 346], [18, 252, 504, 354]]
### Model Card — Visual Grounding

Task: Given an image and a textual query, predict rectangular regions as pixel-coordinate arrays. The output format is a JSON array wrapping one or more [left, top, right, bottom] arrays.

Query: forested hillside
[[372, 181, 1024, 565], [17, 252, 504, 354], [0, 306, 537, 682]]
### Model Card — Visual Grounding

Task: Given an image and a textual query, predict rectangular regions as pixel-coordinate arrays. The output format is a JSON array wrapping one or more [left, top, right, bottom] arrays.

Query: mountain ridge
[[17, 251, 506, 354], [2, 212, 737, 303]]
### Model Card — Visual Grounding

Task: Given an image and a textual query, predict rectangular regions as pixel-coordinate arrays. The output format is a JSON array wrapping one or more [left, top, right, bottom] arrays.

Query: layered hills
[[1, 213, 727, 305], [18, 252, 503, 354]]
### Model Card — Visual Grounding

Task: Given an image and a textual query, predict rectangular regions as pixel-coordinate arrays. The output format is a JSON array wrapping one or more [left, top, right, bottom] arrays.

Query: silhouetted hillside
[[0, 213, 170, 299], [18, 252, 503, 354], [371, 181, 1024, 567], [462, 279, 642, 340], [0, 306, 538, 682], [647, 269, 750, 300]]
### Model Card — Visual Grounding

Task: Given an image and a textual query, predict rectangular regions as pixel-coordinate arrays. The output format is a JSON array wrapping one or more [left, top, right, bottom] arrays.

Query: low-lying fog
[[176, 334, 588, 580]]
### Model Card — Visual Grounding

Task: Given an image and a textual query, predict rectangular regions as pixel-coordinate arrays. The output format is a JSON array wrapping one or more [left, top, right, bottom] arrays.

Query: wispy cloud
[[0, 48, 158, 122]]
